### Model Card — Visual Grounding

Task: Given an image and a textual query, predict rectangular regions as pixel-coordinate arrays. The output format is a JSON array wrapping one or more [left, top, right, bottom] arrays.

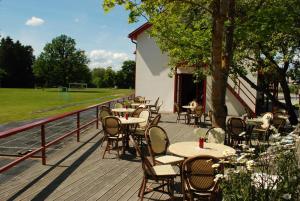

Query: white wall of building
[[135, 31, 174, 112], [206, 76, 247, 116]]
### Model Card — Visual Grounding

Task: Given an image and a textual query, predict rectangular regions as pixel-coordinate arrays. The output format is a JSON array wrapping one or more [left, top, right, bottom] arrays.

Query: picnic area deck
[[0, 114, 205, 201]]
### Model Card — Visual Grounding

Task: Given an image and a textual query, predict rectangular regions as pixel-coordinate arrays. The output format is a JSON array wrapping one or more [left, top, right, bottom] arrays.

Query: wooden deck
[[0, 114, 208, 201]]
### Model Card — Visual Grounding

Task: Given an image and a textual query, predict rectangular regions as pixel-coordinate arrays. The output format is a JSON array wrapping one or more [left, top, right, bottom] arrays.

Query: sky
[[0, 0, 145, 70]]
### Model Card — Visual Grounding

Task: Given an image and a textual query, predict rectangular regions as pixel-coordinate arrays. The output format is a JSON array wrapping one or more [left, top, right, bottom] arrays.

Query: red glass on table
[[199, 137, 204, 148], [125, 113, 129, 120]]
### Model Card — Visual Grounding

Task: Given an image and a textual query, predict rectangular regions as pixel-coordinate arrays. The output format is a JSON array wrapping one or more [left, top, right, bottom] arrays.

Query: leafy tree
[[103, 0, 235, 128], [116, 60, 135, 88], [92, 67, 106, 87], [233, 0, 300, 124], [103, 66, 116, 87], [33, 35, 91, 87], [0, 36, 35, 88]]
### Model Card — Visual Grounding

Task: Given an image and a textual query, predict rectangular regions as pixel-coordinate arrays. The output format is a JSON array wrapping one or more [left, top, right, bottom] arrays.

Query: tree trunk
[[211, 0, 228, 129], [279, 74, 298, 125], [240, 73, 298, 125]]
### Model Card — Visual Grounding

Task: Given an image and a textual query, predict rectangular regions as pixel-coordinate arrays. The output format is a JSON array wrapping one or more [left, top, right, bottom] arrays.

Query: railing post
[[238, 80, 241, 95], [96, 106, 99, 129], [77, 112, 80, 142], [41, 124, 46, 165]]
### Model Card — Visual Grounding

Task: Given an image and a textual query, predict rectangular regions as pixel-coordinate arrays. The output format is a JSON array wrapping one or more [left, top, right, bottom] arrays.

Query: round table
[[168, 141, 236, 158], [118, 117, 146, 125], [182, 105, 196, 109], [111, 108, 135, 113], [246, 118, 263, 126]]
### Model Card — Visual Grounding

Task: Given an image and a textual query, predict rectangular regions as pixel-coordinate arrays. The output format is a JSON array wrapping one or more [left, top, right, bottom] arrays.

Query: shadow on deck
[[0, 114, 206, 201]]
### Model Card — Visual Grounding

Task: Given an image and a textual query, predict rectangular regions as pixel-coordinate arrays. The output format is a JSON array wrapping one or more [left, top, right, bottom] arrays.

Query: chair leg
[[102, 140, 108, 159], [116, 140, 120, 159], [139, 178, 147, 200], [138, 178, 145, 197]]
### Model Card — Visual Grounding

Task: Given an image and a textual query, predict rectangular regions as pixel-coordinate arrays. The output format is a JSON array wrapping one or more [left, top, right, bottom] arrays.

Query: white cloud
[[25, 16, 45, 26], [74, 18, 80, 23], [88, 49, 131, 70]]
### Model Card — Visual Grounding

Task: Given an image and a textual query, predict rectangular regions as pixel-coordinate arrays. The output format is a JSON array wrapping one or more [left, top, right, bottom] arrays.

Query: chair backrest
[[261, 112, 273, 129], [100, 105, 112, 114], [134, 96, 145, 103], [207, 110, 213, 122], [138, 110, 150, 128], [154, 97, 159, 107], [156, 101, 163, 111], [182, 155, 219, 192], [189, 100, 198, 108], [272, 117, 286, 131], [205, 127, 225, 144], [194, 106, 203, 117], [150, 114, 161, 127], [146, 125, 170, 156], [131, 107, 144, 117], [129, 135, 156, 177], [227, 117, 246, 137], [174, 102, 180, 114], [103, 116, 122, 137], [114, 102, 123, 108], [99, 110, 111, 124]]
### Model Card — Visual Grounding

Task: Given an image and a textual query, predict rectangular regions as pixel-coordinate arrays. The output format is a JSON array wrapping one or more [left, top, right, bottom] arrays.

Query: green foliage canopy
[[0, 36, 35, 88], [103, 0, 212, 76], [91, 60, 135, 88], [33, 35, 91, 87]]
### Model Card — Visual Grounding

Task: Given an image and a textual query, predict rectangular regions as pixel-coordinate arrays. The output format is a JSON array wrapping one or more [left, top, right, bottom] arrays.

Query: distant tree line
[[0, 34, 135, 89], [92, 60, 135, 88]]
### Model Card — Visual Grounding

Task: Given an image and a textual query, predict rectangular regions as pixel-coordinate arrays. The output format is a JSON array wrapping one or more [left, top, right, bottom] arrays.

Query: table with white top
[[118, 117, 146, 125], [118, 117, 146, 153], [131, 103, 151, 108], [168, 141, 236, 158], [246, 118, 264, 126], [111, 108, 135, 113], [245, 118, 264, 145], [182, 105, 196, 110]]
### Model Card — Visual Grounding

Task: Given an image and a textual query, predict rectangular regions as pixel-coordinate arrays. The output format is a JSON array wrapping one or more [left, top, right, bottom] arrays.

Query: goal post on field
[[68, 83, 88, 91]]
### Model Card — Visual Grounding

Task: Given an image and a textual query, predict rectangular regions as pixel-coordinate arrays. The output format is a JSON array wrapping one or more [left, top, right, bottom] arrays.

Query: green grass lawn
[[0, 88, 134, 125]]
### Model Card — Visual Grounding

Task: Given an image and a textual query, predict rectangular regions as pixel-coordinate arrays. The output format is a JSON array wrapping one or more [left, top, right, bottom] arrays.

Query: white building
[[129, 23, 258, 116]]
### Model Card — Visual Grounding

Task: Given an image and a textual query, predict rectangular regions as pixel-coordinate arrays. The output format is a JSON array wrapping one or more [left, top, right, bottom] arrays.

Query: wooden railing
[[0, 94, 134, 173], [227, 76, 256, 115]]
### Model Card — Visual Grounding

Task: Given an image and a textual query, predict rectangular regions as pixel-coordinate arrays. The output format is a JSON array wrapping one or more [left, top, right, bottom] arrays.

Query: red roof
[[128, 22, 152, 40]]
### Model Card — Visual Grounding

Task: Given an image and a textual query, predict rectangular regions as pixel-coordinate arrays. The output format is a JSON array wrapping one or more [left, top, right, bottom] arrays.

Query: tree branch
[[239, 73, 287, 109]]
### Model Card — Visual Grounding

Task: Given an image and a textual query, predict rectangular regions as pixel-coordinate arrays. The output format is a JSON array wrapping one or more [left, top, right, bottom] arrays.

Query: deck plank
[[0, 114, 200, 201]]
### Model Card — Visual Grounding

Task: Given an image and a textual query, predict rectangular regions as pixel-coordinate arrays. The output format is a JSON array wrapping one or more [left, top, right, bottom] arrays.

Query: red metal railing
[[0, 94, 134, 173], [227, 76, 256, 115]]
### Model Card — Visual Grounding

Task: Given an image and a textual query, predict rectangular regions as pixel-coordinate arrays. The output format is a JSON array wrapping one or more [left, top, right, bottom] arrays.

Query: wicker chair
[[252, 112, 273, 142], [272, 116, 286, 133], [99, 109, 112, 147], [150, 101, 163, 117], [181, 155, 221, 201], [132, 110, 151, 145], [204, 110, 213, 125], [129, 135, 177, 200], [131, 107, 144, 118], [114, 102, 123, 108], [149, 97, 159, 110], [227, 117, 247, 146], [102, 116, 125, 159], [100, 105, 112, 115], [189, 100, 198, 108], [146, 125, 183, 166], [175, 102, 188, 123], [149, 114, 161, 127], [190, 105, 204, 126]]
